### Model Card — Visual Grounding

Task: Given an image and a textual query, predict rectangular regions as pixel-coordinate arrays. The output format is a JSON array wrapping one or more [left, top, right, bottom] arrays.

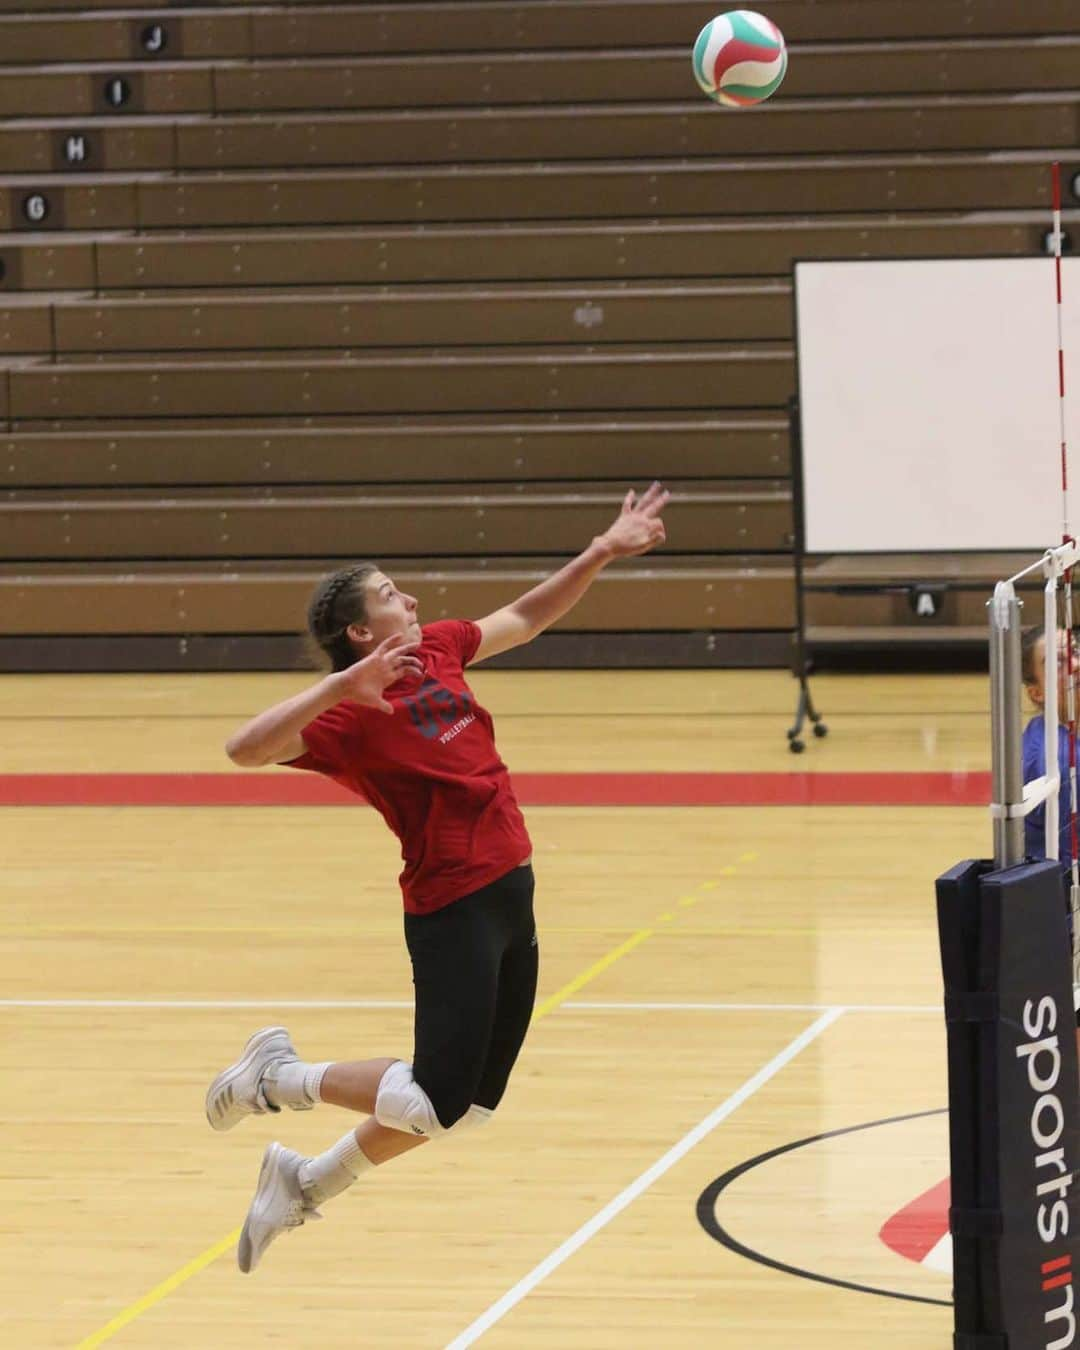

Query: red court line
[[0, 771, 991, 807], [879, 1176, 951, 1264]]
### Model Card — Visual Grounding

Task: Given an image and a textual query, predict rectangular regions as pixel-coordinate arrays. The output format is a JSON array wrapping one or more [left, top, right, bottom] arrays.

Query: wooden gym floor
[[2, 666, 993, 1348]]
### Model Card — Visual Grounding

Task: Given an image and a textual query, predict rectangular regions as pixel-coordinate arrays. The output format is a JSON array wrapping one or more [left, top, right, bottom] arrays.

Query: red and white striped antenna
[[1051, 162, 1080, 967], [1054, 163, 1071, 540]]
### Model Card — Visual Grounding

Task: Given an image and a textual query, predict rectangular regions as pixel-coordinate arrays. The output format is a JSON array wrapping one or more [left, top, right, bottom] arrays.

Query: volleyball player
[[1021, 624, 1079, 862], [205, 482, 670, 1272], [1021, 623, 1080, 1040]]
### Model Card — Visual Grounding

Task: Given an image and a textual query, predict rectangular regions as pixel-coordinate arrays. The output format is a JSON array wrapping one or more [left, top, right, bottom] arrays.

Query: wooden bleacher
[[0, 0, 1077, 669]]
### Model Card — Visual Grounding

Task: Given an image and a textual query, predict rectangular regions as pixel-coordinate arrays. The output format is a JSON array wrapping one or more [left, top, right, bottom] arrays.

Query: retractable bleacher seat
[[0, 0, 1075, 667]]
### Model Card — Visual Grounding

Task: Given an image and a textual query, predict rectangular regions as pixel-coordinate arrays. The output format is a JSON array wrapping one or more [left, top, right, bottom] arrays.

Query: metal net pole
[[989, 581, 1025, 869]]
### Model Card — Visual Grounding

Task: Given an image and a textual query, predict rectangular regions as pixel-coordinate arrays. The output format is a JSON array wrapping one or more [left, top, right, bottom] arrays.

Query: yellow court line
[[75, 1228, 241, 1350], [71, 927, 655, 1347], [532, 928, 654, 1019], [71, 859, 755, 1347]]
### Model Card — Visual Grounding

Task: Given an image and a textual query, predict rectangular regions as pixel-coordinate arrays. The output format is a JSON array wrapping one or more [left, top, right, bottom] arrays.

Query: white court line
[[0, 999, 414, 1009], [444, 1006, 846, 1350], [567, 1000, 942, 1014], [0, 998, 939, 1012]]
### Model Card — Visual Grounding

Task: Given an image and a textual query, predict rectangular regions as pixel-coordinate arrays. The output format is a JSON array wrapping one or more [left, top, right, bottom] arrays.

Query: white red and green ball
[[692, 10, 788, 108]]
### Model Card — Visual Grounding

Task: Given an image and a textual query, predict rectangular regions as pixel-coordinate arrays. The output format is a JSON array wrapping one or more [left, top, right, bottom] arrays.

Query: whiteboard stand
[[786, 395, 828, 754], [787, 253, 1080, 752]]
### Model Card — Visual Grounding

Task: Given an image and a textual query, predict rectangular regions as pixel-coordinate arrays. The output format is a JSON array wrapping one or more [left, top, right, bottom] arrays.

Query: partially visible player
[[1021, 622, 1080, 1041], [1021, 624, 1080, 862], [205, 483, 669, 1272]]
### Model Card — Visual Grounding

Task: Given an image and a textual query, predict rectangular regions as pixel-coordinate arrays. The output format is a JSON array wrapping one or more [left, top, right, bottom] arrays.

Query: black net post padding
[[938, 858, 1080, 1350], [950, 1208, 1005, 1238], [946, 993, 1001, 1024], [939, 858, 991, 1336]]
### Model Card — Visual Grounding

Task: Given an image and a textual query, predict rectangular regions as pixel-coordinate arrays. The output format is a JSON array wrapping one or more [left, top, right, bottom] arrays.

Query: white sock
[[299, 1130, 373, 1206], [263, 1059, 332, 1109]]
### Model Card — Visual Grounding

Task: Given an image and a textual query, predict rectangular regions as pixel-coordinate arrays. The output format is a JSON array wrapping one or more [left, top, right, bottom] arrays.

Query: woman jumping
[[205, 482, 669, 1272]]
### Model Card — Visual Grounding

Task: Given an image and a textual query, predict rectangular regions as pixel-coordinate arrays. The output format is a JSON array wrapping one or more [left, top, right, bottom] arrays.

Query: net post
[[988, 581, 1024, 869]]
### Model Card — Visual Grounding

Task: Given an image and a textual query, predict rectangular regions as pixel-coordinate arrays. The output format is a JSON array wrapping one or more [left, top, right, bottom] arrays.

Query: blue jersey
[[1023, 715, 1077, 861]]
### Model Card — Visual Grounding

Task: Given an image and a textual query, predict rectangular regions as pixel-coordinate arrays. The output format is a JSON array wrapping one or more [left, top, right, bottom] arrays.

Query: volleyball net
[[935, 164, 1080, 1350], [937, 551, 1080, 1350], [989, 541, 1080, 945]]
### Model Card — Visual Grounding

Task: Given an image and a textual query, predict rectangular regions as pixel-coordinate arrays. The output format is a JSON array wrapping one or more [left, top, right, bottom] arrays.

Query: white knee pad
[[374, 1060, 447, 1138]]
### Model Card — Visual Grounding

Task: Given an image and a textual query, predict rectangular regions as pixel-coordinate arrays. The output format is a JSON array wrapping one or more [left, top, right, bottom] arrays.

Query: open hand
[[599, 481, 670, 558], [333, 632, 423, 714]]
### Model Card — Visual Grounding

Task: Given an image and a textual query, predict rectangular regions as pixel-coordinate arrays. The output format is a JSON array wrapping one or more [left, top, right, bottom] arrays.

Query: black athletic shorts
[[404, 862, 538, 1129]]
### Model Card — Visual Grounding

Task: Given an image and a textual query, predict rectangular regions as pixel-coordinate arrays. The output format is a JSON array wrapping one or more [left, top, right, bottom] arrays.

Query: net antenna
[[990, 163, 1080, 1001], [1052, 159, 1080, 994]]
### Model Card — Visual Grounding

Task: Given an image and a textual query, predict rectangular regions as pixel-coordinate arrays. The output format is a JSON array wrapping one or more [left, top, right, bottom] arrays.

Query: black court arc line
[[696, 1107, 952, 1308]]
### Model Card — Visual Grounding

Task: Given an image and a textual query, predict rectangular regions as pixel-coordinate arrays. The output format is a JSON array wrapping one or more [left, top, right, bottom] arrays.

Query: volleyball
[[691, 10, 788, 108]]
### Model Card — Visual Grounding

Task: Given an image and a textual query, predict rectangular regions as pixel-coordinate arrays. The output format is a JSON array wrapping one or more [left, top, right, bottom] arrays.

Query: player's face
[[1029, 632, 1080, 720], [358, 571, 421, 646]]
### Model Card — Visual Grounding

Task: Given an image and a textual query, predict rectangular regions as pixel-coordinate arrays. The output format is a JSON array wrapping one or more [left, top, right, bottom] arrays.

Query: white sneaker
[[237, 1142, 322, 1274], [205, 1026, 303, 1132]]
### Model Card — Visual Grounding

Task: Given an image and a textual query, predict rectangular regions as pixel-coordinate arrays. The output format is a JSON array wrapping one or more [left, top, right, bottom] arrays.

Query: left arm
[[471, 482, 669, 664]]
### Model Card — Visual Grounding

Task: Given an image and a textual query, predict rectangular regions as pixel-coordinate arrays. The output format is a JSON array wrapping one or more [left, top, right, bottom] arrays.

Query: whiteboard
[[795, 258, 1080, 553]]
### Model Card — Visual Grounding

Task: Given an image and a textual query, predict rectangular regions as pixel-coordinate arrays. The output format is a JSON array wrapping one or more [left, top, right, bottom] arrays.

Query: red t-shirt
[[283, 619, 532, 913]]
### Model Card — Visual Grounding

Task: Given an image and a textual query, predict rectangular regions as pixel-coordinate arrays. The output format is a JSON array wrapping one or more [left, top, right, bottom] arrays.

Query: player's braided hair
[[307, 562, 380, 671]]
